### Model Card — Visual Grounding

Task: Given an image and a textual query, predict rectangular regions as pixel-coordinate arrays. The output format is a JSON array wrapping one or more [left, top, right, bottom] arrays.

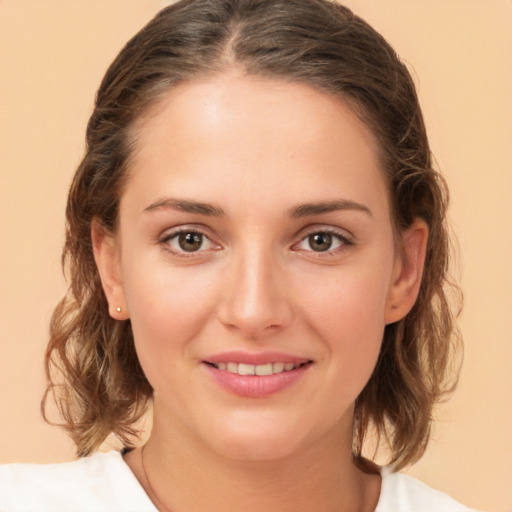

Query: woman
[[0, 0, 475, 510]]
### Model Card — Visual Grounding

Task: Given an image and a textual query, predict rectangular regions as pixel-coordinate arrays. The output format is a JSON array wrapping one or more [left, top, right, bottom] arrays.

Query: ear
[[91, 219, 129, 320], [385, 219, 429, 324]]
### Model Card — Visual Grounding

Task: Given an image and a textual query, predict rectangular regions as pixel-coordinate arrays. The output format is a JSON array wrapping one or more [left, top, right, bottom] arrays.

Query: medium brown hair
[[43, 0, 461, 471]]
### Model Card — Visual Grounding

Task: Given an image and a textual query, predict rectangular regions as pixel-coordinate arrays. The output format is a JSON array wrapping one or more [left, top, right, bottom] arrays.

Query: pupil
[[179, 232, 202, 252], [309, 233, 332, 252]]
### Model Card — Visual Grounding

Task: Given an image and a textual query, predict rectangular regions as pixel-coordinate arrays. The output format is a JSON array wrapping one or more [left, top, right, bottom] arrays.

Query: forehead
[[125, 73, 389, 218]]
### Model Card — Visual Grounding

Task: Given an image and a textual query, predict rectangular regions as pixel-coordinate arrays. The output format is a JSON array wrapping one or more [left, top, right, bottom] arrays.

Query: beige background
[[0, 1, 511, 510]]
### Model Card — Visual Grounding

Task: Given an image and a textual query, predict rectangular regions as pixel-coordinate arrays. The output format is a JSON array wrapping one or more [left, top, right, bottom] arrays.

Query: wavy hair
[[42, 0, 462, 471]]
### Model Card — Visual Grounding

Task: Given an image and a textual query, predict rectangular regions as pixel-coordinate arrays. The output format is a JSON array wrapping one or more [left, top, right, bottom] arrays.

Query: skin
[[93, 73, 428, 512]]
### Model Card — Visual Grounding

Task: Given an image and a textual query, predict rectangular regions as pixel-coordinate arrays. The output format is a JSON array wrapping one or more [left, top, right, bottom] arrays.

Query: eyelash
[[158, 227, 354, 259], [158, 228, 219, 259], [293, 228, 354, 256]]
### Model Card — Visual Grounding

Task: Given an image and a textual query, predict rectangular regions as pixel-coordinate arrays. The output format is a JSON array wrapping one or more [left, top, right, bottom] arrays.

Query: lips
[[203, 351, 313, 398]]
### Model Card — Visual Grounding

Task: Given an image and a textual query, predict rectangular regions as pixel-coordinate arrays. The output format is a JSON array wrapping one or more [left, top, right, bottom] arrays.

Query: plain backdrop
[[0, 1, 511, 511]]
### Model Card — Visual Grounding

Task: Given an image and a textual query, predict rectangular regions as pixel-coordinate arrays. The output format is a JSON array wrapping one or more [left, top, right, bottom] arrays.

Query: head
[[43, 0, 460, 471]]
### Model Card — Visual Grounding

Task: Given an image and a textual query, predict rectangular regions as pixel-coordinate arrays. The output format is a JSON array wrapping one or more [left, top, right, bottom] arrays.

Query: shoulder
[[376, 467, 477, 512], [0, 451, 156, 512]]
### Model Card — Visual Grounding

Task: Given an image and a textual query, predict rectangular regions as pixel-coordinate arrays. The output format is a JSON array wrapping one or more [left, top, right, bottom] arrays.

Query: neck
[[126, 410, 380, 512]]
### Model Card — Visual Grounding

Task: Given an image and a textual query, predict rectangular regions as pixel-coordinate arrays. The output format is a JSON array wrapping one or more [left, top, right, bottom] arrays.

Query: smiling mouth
[[204, 361, 312, 376]]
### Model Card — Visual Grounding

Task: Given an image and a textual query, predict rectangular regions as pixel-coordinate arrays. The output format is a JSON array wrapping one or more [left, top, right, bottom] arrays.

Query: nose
[[216, 249, 293, 339]]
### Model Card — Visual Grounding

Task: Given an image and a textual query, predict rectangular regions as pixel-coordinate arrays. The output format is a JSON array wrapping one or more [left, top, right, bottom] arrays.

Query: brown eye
[[178, 232, 204, 252], [161, 229, 219, 257], [294, 230, 349, 255], [308, 233, 333, 252]]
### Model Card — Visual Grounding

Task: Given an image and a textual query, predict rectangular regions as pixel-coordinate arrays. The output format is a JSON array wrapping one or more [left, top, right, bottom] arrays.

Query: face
[[94, 73, 426, 461]]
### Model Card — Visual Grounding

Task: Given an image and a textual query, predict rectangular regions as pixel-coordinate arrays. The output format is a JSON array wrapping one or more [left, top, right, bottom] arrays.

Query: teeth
[[214, 361, 307, 375], [273, 362, 285, 373], [238, 363, 255, 375], [255, 363, 273, 376]]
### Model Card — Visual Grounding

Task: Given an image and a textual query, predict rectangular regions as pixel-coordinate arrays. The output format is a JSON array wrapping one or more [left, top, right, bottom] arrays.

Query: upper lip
[[204, 351, 312, 365]]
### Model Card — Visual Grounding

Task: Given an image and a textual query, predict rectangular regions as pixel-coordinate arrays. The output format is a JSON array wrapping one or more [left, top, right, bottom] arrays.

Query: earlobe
[[385, 219, 429, 325], [91, 219, 129, 320]]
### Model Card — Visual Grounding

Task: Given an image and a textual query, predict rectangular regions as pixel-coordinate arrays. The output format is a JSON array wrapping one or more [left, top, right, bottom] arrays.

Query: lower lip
[[203, 363, 312, 398]]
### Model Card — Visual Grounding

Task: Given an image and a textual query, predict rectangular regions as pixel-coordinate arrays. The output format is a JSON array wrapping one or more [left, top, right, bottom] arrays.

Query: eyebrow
[[143, 198, 226, 216], [143, 197, 372, 218], [289, 199, 373, 218]]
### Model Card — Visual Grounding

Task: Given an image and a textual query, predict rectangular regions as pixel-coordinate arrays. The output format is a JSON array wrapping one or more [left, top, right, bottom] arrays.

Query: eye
[[176, 232, 205, 252], [294, 230, 351, 253], [160, 229, 218, 255]]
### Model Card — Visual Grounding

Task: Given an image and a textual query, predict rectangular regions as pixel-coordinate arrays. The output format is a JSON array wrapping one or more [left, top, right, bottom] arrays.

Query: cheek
[[121, 261, 219, 377], [303, 261, 391, 334], [301, 268, 391, 387]]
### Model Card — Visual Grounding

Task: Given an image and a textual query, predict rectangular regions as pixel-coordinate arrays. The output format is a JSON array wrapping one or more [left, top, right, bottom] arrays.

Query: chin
[[204, 415, 317, 462]]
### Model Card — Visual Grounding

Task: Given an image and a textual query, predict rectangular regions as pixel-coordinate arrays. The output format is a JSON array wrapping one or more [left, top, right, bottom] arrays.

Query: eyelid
[[156, 224, 354, 258], [158, 225, 222, 257], [292, 226, 354, 253]]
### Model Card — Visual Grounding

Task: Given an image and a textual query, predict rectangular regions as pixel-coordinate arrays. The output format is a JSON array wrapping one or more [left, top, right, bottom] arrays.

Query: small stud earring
[[116, 307, 122, 313]]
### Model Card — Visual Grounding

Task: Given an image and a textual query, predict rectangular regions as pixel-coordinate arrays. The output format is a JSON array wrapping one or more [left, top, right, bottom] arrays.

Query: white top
[[0, 451, 476, 511]]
